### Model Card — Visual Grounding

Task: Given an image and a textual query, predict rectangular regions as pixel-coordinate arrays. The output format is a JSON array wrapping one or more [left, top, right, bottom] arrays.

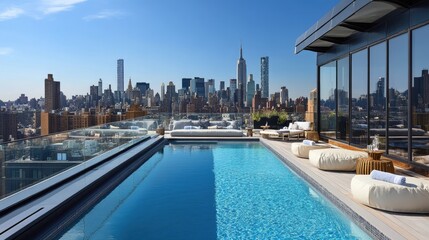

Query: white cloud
[[0, 48, 13, 55], [41, 0, 87, 14], [83, 10, 124, 21], [0, 7, 25, 21]]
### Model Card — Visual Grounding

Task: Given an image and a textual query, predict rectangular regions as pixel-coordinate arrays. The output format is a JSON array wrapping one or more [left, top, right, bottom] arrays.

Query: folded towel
[[370, 170, 406, 185], [303, 140, 316, 146]]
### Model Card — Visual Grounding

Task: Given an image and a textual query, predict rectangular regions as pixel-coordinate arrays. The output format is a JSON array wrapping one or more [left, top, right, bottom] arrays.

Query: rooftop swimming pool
[[59, 141, 370, 239]]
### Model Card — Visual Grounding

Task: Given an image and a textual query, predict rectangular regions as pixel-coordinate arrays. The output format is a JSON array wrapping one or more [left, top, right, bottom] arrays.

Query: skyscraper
[[247, 74, 255, 107], [220, 81, 225, 91], [195, 77, 205, 97], [117, 59, 124, 93], [98, 78, 103, 97], [136, 82, 150, 96], [237, 46, 247, 107], [182, 78, 191, 91], [280, 86, 289, 105], [160, 83, 165, 101], [229, 79, 237, 103], [44, 74, 60, 112], [261, 56, 269, 98]]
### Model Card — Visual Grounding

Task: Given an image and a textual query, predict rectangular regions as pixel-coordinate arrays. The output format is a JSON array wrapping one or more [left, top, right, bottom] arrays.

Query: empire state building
[[237, 46, 247, 107]]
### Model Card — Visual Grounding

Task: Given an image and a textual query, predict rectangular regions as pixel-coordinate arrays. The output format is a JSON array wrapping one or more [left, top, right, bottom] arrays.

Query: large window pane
[[351, 50, 368, 145], [320, 61, 336, 138], [369, 42, 386, 150], [388, 34, 408, 158], [337, 57, 349, 141], [412, 25, 429, 164]]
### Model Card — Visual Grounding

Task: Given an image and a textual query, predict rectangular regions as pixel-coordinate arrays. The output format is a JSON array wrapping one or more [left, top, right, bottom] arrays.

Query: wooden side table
[[305, 131, 319, 142], [246, 128, 253, 137], [364, 150, 385, 160], [356, 158, 394, 175]]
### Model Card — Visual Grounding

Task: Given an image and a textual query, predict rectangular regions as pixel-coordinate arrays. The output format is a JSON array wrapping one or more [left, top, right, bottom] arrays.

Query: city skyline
[[0, 0, 338, 101]]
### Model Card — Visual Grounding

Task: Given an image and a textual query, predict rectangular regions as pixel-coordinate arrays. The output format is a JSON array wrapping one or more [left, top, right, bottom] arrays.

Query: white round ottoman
[[290, 142, 330, 158], [351, 175, 429, 213], [309, 149, 367, 171]]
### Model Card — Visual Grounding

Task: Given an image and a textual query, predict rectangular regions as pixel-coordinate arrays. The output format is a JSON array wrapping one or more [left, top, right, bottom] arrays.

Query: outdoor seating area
[[165, 119, 244, 137], [170, 129, 244, 137], [260, 121, 312, 140], [288, 139, 429, 215], [264, 139, 429, 239]]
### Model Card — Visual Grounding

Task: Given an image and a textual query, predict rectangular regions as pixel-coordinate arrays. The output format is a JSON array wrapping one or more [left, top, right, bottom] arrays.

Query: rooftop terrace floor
[[261, 138, 429, 240]]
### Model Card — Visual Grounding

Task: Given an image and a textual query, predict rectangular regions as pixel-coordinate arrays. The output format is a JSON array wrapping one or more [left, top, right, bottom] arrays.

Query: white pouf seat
[[291, 142, 330, 158], [309, 149, 367, 171], [351, 175, 429, 213]]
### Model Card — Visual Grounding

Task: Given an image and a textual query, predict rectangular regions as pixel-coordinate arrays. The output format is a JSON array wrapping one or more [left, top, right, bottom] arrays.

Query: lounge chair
[[291, 142, 331, 158], [309, 149, 367, 171], [260, 121, 312, 140], [351, 175, 429, 213]]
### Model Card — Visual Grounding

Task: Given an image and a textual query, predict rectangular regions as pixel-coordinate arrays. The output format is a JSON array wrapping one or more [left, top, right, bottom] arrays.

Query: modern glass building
[[260, 56, 269, 98], [295, 0, 429, 170], [117, 59, 124, 93]]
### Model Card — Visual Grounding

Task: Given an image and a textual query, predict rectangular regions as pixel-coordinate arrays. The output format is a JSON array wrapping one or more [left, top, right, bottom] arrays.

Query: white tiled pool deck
[[261, 138, 429, 240]]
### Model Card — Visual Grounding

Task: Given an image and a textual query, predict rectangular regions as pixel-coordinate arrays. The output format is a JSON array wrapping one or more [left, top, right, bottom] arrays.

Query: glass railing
[[0, 117, 155, 200]]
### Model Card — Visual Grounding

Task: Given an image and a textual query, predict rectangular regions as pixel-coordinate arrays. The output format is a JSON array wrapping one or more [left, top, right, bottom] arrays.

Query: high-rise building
[[237, 46, 247, 106], [247, 74, 255, 107], [375, 77, 385, 108], [0, 111, 17, 142], [229, 79, 237, 103], [160, 83, 165, 101], [136, 82, 150, 96], [182, 78, 191, 91], [207, 79, 215, 95], [117, 59, 124, 93], [194, 77, 205, 97], [261, 56, 269, 98], [98, 78, 103, 97], [44, 74, 60, 112], [220, 81, 225, 91], [280, 86, 289, 105]]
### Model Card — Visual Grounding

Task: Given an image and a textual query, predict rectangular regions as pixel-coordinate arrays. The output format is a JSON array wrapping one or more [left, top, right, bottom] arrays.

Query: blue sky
[[0, 0, 339, 101]]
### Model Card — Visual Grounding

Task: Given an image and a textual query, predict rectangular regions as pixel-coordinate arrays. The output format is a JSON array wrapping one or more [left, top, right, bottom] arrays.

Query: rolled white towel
[[370, 170, 406, 185], [303, 140, 315, 146]]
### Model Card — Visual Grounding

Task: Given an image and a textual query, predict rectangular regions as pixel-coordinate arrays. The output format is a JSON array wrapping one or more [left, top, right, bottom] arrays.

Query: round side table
[[356, 158, 394, 175]]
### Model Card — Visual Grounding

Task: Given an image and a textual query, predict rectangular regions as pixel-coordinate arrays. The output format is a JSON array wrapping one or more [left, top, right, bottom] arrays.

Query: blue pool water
[[60, 142, 371, 239]]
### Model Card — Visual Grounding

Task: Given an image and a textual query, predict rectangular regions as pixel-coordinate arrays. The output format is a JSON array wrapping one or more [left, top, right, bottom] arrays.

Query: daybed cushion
[[351, 175, 429, 213], [295, 121, 312, 131], [172, 120, 192, 130], [309, 149, 367, 171], [170, 129, 244, 137], [291, 142, 330, 159]]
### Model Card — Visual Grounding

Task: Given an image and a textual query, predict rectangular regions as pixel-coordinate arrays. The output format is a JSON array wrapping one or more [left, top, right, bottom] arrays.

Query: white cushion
[[170, 129, 244, 137], [295, 121, 312, 131], [351, 175, 429, 213], [414, 155, 429, 164], [289, 123, 299, 130], [291, 142, 330, 158], [172, 120, 192, 130], [309, 149, 367, 171]]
